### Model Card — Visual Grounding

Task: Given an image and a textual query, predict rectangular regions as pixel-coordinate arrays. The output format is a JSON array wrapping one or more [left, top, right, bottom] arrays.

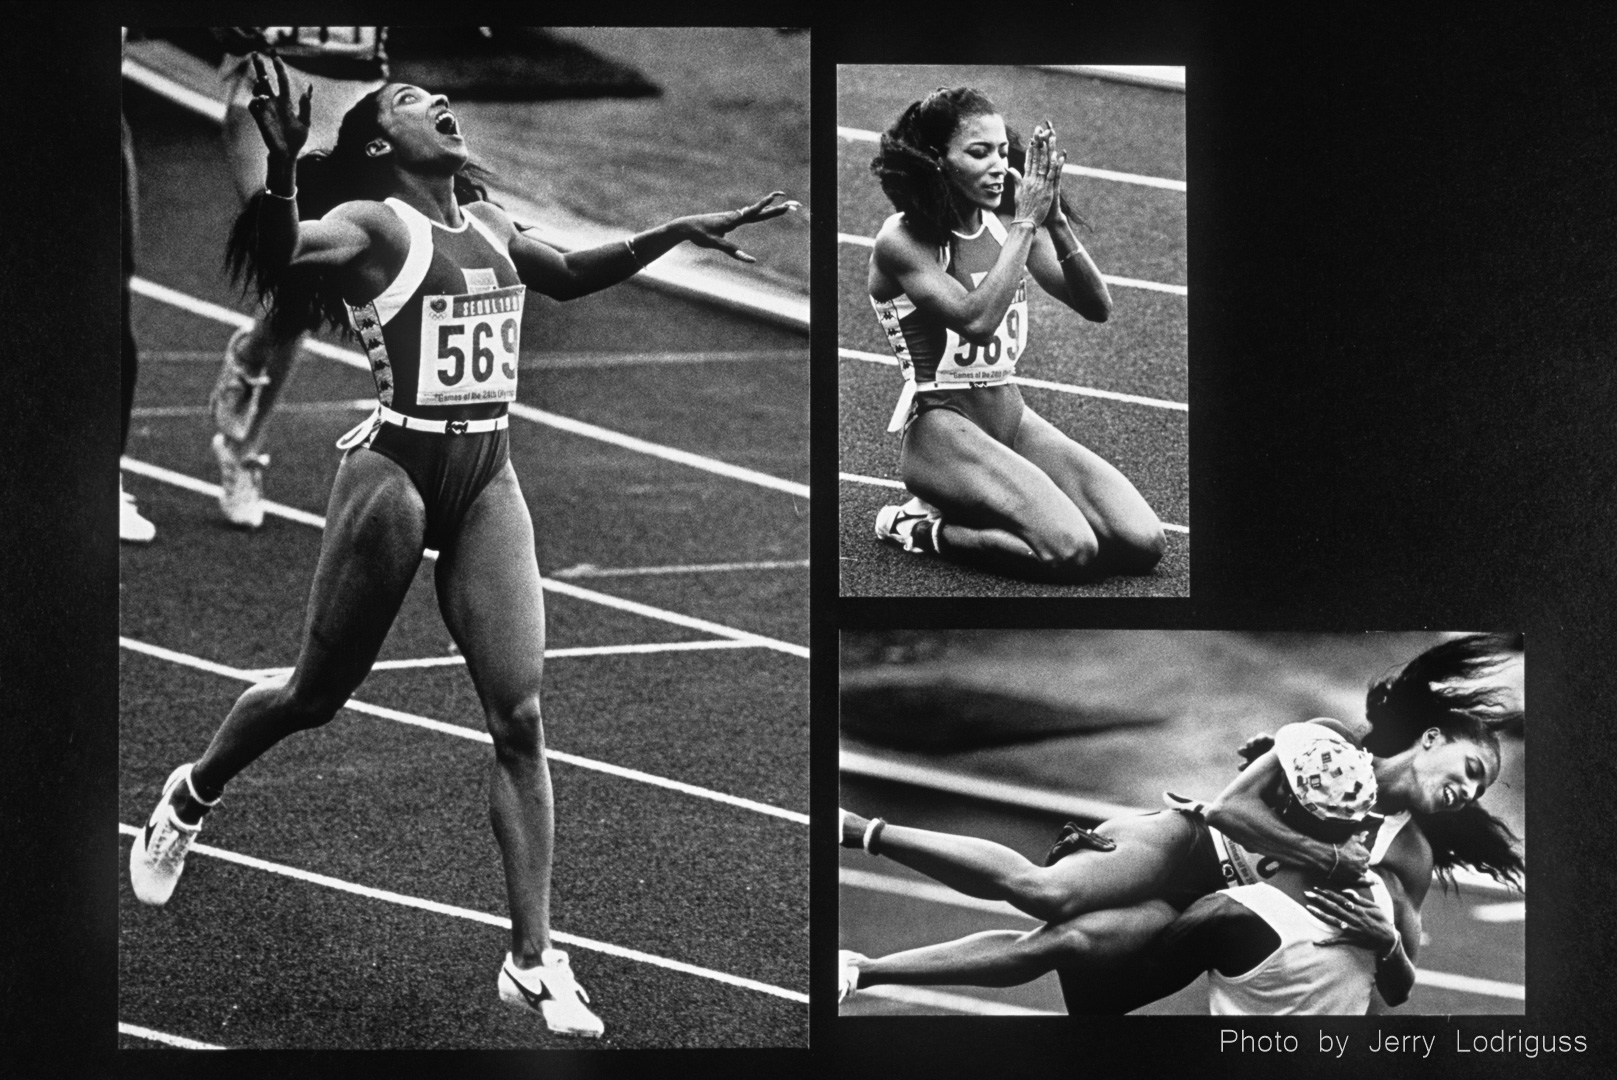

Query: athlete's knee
[[488, 695, 546, 764], [1113, 521, 1166, 573], [272, 674, 351, 732]]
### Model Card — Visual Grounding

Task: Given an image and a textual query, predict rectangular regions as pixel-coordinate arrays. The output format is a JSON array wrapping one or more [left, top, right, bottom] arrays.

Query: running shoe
[[838, 950, 861, 1003], [497, 949, 605, 1038], [874, 496, 942, 554], [210, 326, 272, 445], [120, 482, 156, 544], [212, 433, 268, 530], [129, 764, 206, 906]]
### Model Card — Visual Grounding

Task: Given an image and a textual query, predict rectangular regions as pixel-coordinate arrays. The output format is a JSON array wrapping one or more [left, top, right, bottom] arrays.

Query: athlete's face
[[941, 112, 1009, 216], [376, 84, 468, 171], [1410, 731, 1500, 814]]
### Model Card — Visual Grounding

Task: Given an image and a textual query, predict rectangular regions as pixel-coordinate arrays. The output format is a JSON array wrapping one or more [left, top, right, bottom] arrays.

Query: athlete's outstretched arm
[[501, 193, 798, 301]]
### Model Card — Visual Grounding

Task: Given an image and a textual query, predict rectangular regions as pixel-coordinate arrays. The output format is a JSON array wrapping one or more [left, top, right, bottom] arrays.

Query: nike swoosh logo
[[506, 967, 549, 1008]]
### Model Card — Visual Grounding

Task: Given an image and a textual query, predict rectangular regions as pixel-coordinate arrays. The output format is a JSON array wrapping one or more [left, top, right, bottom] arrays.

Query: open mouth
[[1442, 785, 1458, 810], [434, 111, 461, 137]]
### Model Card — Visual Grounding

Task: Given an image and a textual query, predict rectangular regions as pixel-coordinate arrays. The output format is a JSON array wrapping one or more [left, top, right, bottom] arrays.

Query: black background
[[5, 3, 1615, 1077]]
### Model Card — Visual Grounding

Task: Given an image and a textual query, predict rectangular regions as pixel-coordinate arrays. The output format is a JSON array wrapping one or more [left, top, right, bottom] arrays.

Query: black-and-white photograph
[[116, 26, 808, 1049], [837, 66, 1187, 597], [839, 631, 1524, 1016]]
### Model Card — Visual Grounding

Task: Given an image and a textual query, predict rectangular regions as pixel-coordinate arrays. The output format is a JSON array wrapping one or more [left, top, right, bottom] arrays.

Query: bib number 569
[[438, 319, 519, 385]]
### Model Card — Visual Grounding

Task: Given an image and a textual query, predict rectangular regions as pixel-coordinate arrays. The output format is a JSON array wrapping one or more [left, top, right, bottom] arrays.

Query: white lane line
[[839, 347, 1188, 411], [509, 401, 810, 499], [1471, 901, 1526, 923], [837, 233, 1186, 296], [841, 749, 1515, 894], [1416, 970, 1525, 1001], [842, 867, 1524, 1002], [552, 559, 811, 578], [119, 455, 810, 658], [119, 637, 808, 825], [118, 1022, 226, 1050], [837, 126, 1187, 193], [122, 55, 226, 122], [852, 984, 1059, 1016], [841, 867, 1037, 920], [121, 454, 333, 531], [525, 349, 806, 368], [133, 399, 376, 419], [840, 471, 905, 490], [116, 825, 807, 1004], [835, 474, 1191, 536], [246, 639, 764, 678], [127, 276, 810, 500], [541, 576, 810, 658]]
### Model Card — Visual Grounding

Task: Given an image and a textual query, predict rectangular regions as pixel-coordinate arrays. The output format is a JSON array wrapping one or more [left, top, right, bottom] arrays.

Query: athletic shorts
[[359, 423, 510, 554], [1045, 812, 1226, 914], [906, 382, 1026, 447], [1157, 810, 1235, 910]]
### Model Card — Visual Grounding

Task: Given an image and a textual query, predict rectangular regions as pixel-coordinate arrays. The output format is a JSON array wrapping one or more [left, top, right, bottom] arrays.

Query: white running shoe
[[212, 433, 268, 530], [120, 482, 156, 544], [874, 496, 942, 554], [498, 949, 605, 1038], [838, 950, 862, 1003], [129, 764, 208, 906]]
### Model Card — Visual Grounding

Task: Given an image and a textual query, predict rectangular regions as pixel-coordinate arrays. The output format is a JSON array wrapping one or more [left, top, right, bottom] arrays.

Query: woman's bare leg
[[1012, 407, 1164, 573], [433, 465, 554, 963], [899, 408, 1100, 581], [185, 451, 427, 804], [842, 811, 1199, 922]]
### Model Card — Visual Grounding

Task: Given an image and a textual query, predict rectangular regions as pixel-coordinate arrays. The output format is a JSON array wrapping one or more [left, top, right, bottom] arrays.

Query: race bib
[[416, 285, 524, 406], [935, 278, 1026, 385]]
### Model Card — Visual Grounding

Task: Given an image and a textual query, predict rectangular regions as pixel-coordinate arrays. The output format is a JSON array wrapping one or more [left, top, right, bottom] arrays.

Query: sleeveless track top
[[870, 213, 1029, 431], [1207, 878, 1395, 1015], [345, 197, 524, 419]]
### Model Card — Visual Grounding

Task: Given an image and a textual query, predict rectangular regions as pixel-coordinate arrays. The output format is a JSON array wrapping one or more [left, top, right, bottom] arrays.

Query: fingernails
[[738, 252, 755, 263]]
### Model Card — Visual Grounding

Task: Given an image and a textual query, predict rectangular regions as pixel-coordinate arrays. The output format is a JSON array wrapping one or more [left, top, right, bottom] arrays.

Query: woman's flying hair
[[225, 85, 495, 337], [869, 85, 1084, 251]]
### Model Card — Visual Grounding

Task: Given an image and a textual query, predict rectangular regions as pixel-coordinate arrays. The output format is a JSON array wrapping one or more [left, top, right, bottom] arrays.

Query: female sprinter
[[839, 634, 1523, 1012], [865, 87, 1164, 581], [128, 55, 798, 1039]]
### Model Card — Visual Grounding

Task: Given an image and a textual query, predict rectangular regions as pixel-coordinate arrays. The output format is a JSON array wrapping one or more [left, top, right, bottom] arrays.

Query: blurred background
[[840, 630, 1525, 1016]]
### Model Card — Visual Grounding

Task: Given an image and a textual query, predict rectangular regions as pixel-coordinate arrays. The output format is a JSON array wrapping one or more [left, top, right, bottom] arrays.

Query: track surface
[[119, 87, 807, 1049], [838, 66, 1188, 596], [838, 632, 1525, 1017]]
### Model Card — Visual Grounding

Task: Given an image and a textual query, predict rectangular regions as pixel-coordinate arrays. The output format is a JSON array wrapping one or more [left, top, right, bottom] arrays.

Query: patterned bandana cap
[[1286, 736, 1378, 821]]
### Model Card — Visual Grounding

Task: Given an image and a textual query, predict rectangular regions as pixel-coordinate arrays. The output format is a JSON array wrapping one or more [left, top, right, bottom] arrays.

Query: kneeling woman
[[866, 87, 1164, 580], [128, 55, 797, 1039]]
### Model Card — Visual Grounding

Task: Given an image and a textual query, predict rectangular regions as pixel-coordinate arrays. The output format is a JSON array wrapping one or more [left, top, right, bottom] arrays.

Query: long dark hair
[[225, 86, 495, 337], [868, 86, 1085, 255], [1236, 634, 1525, 889], [1363, 632, 1525, 890]]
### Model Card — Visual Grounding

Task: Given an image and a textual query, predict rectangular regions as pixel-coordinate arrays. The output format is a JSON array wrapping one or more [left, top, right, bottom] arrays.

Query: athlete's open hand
[[1305, 886, 1400, 959], [1008, 119, 1063, 226], [247, 53, 312, 164], [675, 191, 800, 264]]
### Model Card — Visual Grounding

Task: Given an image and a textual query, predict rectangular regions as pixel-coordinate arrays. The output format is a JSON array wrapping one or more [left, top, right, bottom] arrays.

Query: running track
[[118, 80, 807, 1049]]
